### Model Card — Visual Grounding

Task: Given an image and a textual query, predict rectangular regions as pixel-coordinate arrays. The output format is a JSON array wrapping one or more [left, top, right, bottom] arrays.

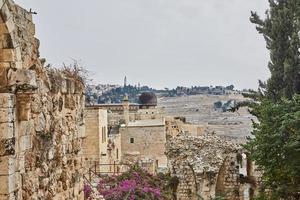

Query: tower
[[124, 76, 127, 87]]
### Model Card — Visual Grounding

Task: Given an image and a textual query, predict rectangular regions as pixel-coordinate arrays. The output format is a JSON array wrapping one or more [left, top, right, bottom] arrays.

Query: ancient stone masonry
[[0, 1, 86, 199], [166, 133, 243, 200]]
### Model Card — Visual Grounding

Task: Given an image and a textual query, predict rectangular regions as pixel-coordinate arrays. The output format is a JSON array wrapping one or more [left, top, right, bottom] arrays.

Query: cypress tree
[[245, 0, 300, 199], [250, 0, 300, 100]]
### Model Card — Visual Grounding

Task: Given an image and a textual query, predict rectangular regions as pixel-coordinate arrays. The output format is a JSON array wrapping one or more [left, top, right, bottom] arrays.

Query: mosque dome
[[138, 92, 157, 106]]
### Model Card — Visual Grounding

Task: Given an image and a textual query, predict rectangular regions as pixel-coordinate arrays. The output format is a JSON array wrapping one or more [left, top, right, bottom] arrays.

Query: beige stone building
[[165, 116, 206, 138], [119, 118, 167, 171], [83, 107, 109, 173], [85, 92, 168, 174]]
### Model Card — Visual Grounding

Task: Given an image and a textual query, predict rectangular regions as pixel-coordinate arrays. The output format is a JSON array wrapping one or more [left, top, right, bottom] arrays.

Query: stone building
[[83, 107, 109, 174], [0, 1, 86, 199], [165, 116, 206, 138], [85, 92, 168, 174], [119, 118, 167, 172], [91, 92, 164, 127]]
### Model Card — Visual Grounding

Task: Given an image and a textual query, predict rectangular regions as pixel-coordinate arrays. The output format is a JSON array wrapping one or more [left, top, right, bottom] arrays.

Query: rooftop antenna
[[29, 8, 37, 15]]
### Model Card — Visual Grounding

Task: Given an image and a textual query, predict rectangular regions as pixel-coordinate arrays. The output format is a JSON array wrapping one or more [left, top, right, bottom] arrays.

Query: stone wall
[[0, 1, 86, 199], [135, 108, 164, 120], [166, 133, 243, 200]]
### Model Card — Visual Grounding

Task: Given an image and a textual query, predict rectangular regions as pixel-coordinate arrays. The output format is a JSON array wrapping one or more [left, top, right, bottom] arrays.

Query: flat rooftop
[[125, 119, 165, 127], [86, 103, 140, 107]]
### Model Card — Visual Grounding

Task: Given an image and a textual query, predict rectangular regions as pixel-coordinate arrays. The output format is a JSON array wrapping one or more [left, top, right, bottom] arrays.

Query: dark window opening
[[130, 138, 134, 144]]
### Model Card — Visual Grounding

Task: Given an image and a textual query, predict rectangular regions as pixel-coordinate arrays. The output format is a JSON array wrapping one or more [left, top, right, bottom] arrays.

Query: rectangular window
[[130, 138, 134, 144], [101, 127, 104, 143], [102, 127, 106, 143], [104, 127, 106, 142]]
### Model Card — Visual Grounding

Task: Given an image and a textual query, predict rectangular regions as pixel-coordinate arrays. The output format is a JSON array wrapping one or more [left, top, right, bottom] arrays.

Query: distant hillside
[[85, 84, 238, 104], [86, 84, 156, 104]]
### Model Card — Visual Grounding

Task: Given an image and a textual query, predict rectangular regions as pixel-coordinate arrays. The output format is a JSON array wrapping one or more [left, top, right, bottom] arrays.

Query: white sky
[[16, 0, 270, 90]]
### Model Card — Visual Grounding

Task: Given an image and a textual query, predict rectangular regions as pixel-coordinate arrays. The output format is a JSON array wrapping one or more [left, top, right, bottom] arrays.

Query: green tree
[[246, 96, 300, 199], [250, 0, 300, 100], [245, 0, 300, 199]]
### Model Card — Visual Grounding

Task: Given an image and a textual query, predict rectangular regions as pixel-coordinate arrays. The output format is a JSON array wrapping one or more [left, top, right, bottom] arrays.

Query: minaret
[[123, 95, 129, 126], [124, 76, 127, 87]]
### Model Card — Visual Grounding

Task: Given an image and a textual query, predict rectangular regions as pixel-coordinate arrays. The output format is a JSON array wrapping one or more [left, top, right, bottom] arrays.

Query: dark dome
[[138, 92, 157, 105]]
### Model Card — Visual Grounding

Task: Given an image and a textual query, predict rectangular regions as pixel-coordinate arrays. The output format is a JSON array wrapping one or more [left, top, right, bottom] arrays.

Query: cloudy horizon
[[17, 0, 269, 90]]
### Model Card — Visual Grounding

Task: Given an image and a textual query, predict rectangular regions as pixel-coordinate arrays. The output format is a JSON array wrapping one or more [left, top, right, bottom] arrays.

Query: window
[[102, 126, 107, 143], [130, 138, 134, 144], [101, 127, 104, 143], [116, 148, 119, 159]]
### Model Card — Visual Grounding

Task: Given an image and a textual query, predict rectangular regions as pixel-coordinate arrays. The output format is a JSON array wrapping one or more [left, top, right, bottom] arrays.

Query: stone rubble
[[166, 132, 242, 200]]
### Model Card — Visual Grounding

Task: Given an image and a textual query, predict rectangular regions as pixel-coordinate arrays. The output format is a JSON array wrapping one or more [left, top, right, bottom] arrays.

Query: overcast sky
[[16, 0, 269, 89]]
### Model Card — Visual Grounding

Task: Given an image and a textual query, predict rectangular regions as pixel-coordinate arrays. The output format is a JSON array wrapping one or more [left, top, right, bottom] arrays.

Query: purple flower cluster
[[96, 167, 163, 200], [142, 186, 161, 198], [84, 184, 92, 199]]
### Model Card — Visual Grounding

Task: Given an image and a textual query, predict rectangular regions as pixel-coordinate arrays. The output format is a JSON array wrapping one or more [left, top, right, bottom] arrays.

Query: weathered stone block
[[74, 81, 83, 94], [0, 23, 9, 34], [0, 49, 15, 62], [0, 93, 15, 108], [19, 135, 32, 152], [7, 68, 37, 89], [18, 120, 34, 136], [0, 122, 14, 139], [30, 94, 41, 114], [18, 152, 25, 173], [0, 138, 15, 156], [0, 194, 9, 200], [65, 95, 76, 110], [66, 79, 75, 94], [0, 67, 8, 88], [28, 21, 35, 35], [34, 113, 46, 132], [0, 156, 15, 175], [13, 61, 22, 69], [16, 93, 31, 121], [0, 173, 15, 195], [0, 107, 14, 123], [2, 34, 14, 49], [61, 78, 67, 94], [2, 5, 13, 27], [14, 46, 22, 62]]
